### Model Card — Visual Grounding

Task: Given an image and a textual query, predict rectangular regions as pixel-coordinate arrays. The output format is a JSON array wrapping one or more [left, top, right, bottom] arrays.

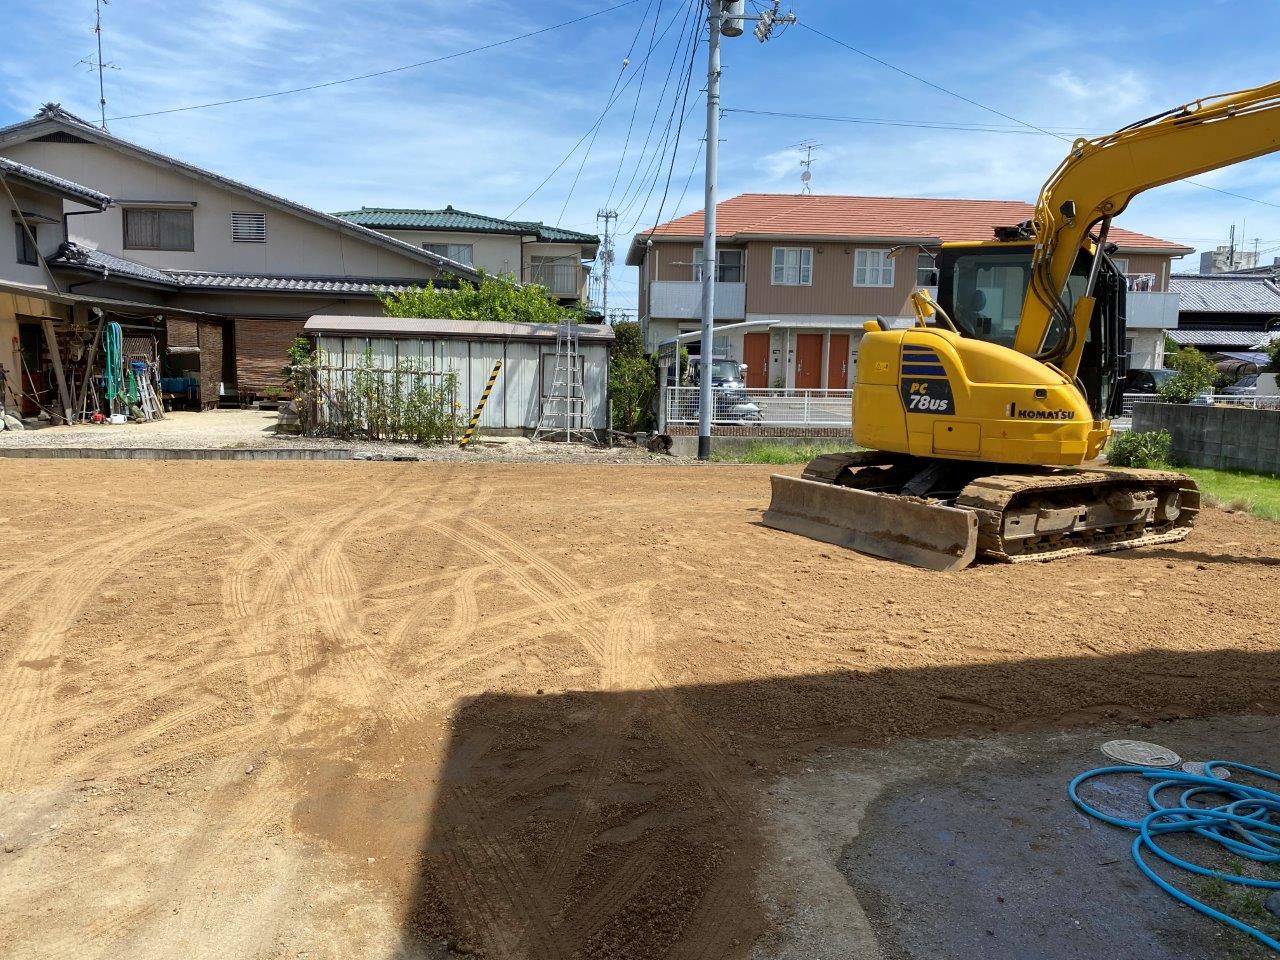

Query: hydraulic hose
[[1069, 762, 1280, 952]]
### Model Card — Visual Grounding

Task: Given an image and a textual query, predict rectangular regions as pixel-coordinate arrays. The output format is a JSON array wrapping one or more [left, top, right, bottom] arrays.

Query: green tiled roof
[[335, 206, 598, 245]]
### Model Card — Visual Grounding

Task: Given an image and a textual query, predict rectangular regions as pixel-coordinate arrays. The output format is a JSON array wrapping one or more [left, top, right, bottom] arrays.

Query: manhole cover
[[1100, 740, 1181, 767], [1182, 760, 1231, 780]]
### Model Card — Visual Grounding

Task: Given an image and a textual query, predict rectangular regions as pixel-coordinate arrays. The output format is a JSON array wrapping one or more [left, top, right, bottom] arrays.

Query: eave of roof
[[305, 314, 615, 341], [0, 155, 110, 209], [334, 207, 600, 248], [0, 106, 481, 282]]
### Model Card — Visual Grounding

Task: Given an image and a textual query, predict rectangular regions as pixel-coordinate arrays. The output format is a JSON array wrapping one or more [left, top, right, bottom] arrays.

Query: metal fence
[[1120, 393, 1280, 417], [663, 386, 853, 428]]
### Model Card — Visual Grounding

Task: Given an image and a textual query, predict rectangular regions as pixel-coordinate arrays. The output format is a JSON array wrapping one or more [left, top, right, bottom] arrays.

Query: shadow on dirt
[[397, 648, 1280, 960]]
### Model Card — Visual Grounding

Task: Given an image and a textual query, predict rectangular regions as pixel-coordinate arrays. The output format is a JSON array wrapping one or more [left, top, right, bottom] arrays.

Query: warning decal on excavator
[[901, 377, 954, 415]]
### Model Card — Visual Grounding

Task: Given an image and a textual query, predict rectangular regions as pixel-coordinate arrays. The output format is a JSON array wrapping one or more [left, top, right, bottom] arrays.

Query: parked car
[[680, 357, 764, 424], [1221, 373, 1259, 396], [1122, 369, 1176, 394]]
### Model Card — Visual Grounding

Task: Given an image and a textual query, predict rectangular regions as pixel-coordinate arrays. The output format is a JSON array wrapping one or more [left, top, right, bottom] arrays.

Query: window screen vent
[[231, 211, 267, 243]]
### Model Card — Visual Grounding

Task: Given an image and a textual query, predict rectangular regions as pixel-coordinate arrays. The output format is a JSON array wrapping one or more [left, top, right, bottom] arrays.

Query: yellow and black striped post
[[459, 360, 503, 449]]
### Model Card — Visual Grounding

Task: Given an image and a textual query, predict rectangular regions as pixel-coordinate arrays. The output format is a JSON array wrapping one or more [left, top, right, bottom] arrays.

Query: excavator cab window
[[939, 243, 1090, 350]]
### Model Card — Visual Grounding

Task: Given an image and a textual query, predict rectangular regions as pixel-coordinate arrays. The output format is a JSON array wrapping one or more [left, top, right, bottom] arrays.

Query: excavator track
[[955, 468, 1199, 563], [764, 452, 1199, 571]]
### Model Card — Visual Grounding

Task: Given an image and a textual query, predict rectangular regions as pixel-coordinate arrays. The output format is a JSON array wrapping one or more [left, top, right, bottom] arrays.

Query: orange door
[[827, 333, 850, 389], [743, 332, 769, 388], [795, 334, 823, 389]]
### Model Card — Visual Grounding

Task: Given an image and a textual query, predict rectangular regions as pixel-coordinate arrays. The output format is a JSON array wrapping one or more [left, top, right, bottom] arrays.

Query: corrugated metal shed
[[1169, 274, 1280, 314], [305, 315, 613, 432]]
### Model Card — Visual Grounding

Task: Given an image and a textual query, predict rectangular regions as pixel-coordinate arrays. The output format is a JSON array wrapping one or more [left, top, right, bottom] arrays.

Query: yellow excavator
[[764, 80, 1280, 571]]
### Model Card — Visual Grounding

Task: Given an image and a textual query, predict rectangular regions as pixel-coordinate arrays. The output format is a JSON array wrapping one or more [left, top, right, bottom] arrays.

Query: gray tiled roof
[[1166, 329, 1280, 348], [50, 242, 424, 295], [0, 155, 110, 209], [50, 243, 177, 285], [0, 105, 480, 282], [1169, 274, 1280, 314], [169, 272, 424, 294]]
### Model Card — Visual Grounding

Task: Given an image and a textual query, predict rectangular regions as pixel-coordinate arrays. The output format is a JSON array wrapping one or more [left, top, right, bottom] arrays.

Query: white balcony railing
[[1126, 291, 1180, 329], [649, 281, 746, 320]]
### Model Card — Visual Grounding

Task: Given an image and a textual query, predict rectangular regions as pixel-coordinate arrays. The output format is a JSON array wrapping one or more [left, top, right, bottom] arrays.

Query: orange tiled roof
[[639, 193, 1192, 252]]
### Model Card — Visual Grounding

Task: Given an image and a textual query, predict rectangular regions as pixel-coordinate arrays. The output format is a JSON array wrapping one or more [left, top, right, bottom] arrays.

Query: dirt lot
[[0, 460, 1277, 960]]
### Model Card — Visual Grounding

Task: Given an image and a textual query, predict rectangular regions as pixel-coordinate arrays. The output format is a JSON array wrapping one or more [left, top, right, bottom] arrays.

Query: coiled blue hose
[[1069, 762, 1280, 951]]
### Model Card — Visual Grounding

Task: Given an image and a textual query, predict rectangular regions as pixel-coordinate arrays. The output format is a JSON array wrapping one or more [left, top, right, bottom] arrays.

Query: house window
[[123, 208, 194, 251], [771, 247, 812, 285], [693, 248, 744, 282], [916, 251, 939, 287], [1112, 257, 1129, 275], [854, 249, 895, 288], [1125, 337, 1135, 356], [423, 242, 474, 266], [231, 211, 267, 243], [15, 222, 38, 265]]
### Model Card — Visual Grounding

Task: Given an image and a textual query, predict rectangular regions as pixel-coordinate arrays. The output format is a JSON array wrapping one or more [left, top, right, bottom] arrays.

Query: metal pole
[[697, 2, 721, 460]]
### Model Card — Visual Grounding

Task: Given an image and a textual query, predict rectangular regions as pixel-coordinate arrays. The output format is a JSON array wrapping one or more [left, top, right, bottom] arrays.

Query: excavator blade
[[762, 474, 979, 572]]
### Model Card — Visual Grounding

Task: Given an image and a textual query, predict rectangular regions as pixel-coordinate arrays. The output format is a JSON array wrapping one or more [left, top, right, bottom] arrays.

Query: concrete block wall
[[1132, 402, 1280, 473]]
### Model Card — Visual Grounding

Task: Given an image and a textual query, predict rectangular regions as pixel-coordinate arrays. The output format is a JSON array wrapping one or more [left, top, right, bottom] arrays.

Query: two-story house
[[0, 103, 482, 405], [333, 207, 599, 308], [629, 193, 1192, 389]]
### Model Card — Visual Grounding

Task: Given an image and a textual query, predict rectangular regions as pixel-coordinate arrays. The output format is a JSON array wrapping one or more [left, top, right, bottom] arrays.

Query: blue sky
[[3, 0, 1279, 312]]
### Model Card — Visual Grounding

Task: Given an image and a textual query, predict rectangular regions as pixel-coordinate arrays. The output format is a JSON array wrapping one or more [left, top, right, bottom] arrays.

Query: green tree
[[1159, 347, 1217, 403], [380, 271, 581, 325], [1268, 336, 1280, 374], [609, 321, 657, 433]]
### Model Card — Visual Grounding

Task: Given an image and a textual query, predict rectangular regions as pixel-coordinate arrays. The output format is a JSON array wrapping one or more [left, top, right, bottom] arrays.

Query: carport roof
[[305, 315, 615, 342]]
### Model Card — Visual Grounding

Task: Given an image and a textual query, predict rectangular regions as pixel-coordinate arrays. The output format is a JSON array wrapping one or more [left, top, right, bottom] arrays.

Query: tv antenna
[[77, 0, 118, 129], [797, 140, 820, 194]]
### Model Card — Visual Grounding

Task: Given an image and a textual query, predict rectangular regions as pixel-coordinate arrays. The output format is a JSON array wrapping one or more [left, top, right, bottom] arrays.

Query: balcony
[[529, 260, 585, 299], [1126, 290, 1180, 329], [649, 280, 746, 320]]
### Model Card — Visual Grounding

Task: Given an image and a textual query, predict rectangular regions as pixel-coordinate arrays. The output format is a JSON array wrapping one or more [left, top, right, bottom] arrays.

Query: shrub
[[380, 271, 579, 325], [609, 322, 656, 433], [1268, 337, 1280, 375], [1158, 347, 1217, 403], [1106, 430, 1171, 469]]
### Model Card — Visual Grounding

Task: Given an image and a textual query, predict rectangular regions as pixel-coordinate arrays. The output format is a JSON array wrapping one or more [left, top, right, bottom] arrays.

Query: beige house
[[0, 103, 481, 407], [628, 193, 1192, 389], [334, 207, 599, 308]]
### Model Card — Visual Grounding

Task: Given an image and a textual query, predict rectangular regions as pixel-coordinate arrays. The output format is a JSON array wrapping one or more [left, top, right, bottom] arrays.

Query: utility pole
[[696, 0, 795, 460], [597, 208, 618, 322]]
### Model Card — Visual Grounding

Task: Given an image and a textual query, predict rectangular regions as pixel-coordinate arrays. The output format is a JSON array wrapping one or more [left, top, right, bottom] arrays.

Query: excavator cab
[[933, 241, 1129, 421]]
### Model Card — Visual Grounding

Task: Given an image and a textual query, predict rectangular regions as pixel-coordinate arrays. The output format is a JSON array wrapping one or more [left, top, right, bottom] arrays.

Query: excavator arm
[[1015, 80, 1280, 374]]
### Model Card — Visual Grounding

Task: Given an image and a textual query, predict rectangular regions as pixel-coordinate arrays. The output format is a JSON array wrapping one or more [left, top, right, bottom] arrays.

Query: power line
[[604, 0, 667, 208], [722, 107, 1105, 136], [631, 9, 702, 240], [104, 0, 643, 122], [612, 0, 703, 218], [796, 17, 1280, 212], [555, 3, 655, 225], [507, 0, 692, 219]]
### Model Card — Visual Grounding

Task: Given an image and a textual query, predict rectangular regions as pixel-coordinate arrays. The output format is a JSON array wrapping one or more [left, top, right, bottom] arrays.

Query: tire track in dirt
[[0, 495, 274, 791]]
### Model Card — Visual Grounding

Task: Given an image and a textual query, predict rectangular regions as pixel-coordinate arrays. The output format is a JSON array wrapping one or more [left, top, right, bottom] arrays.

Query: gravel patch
[[0, 409, 697, 465]]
